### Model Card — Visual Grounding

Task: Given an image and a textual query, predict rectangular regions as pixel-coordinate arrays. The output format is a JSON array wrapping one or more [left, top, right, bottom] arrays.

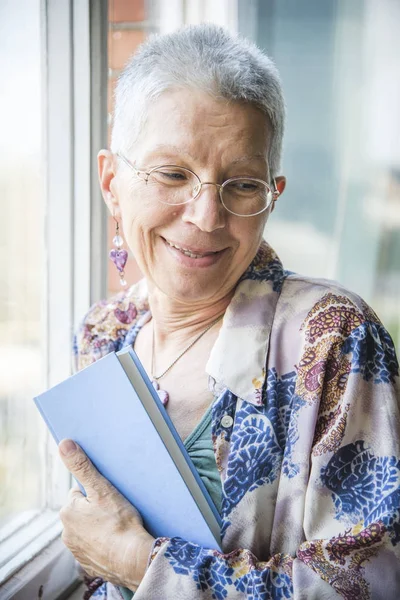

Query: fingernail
[[60, 439, 77, 456]]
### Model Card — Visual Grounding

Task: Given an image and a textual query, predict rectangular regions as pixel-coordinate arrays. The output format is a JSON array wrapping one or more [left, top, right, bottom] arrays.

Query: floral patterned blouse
[[74, 241, 400, 600]]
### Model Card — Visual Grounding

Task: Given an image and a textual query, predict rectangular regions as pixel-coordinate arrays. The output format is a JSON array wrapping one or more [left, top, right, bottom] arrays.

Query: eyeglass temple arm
[[272, 178, 280, 199], [116, 153, 149, 178]]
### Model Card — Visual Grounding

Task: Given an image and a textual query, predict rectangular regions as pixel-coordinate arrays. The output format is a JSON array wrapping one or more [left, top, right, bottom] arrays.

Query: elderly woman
[[59, 24, 400, 600]]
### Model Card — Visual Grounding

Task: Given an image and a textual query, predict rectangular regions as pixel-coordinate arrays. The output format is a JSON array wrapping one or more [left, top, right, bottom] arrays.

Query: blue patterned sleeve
[[135, 537, 295, 599]]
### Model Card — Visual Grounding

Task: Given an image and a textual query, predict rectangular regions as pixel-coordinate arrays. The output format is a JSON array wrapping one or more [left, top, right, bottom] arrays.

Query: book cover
[[34, 349, 222, 550]]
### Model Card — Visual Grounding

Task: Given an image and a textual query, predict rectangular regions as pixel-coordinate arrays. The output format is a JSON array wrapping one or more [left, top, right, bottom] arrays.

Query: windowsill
[[0, 513, 81, 600], [0, 510, 62, 583]]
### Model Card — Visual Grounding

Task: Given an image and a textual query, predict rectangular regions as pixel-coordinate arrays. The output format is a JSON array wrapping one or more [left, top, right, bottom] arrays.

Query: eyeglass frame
[[116, 152, 280, 217]]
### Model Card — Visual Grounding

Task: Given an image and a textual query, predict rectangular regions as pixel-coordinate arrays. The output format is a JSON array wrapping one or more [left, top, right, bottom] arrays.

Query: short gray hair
[[111, 23, 285, 178]]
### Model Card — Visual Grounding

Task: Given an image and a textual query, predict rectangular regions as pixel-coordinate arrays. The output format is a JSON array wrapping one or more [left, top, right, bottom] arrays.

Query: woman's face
[[101, 89, 283, 306]]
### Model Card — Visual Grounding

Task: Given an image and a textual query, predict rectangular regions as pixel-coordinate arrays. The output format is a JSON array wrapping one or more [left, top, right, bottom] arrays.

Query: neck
[[147, 287, 233, 348]]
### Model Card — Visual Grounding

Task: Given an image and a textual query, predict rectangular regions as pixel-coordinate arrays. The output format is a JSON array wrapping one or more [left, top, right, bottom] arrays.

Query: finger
[[68, 486, 85, 503], [58, 439, 108, 497], [60, 487, 86, 522]]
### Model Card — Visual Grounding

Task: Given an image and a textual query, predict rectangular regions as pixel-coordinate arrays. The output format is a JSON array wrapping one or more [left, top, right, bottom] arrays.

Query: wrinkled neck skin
[[146, 281, 234, 349]]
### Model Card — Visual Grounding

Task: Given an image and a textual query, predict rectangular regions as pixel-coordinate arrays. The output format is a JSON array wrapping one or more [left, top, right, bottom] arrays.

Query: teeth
[[166, 240, 213, 259]]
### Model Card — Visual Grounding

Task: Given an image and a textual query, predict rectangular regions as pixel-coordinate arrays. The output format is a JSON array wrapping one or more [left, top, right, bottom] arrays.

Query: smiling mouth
[[164, 238, 221, 259]]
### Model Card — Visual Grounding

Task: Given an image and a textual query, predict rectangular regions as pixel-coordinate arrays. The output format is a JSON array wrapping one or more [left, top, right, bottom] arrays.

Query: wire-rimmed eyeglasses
[[117, 153, 280, 217]]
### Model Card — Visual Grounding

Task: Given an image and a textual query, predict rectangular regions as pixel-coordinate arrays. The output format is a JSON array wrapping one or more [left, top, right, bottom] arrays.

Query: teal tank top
[[119, 404, 222, 599]]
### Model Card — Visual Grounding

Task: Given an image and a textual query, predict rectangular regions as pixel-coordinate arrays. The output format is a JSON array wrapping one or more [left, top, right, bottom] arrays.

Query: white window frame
[[0, 0, 108, 597]]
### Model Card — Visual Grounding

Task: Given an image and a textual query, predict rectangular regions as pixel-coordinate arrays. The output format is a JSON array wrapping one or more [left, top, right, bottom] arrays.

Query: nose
[[181, 182, 226, 232]]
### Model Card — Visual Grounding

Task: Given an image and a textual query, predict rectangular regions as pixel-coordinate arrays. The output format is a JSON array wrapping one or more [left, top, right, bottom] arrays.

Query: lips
[[164, 238, 221, 259]]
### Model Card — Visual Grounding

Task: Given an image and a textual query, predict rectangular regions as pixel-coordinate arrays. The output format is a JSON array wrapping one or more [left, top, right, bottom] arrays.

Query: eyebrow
[[230, 154, 267, 165], [146, 145, 267, 166], [146, 144, 197, 161]]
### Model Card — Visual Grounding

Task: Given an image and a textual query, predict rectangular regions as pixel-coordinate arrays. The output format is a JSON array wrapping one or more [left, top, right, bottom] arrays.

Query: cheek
[[118, 191, 153, 237], [118, 196, 172, 255], [232, 217, 266, 255], [120, 208, 142, 248]]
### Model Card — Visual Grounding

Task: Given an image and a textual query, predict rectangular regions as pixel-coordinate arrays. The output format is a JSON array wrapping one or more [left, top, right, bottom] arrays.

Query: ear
[[98, 149, 121, 217], [274, 176, 286, 196], [271, 175, 286, 213]]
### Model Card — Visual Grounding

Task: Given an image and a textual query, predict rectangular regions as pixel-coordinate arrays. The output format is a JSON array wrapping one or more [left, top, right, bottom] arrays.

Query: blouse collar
[[206, 241, 285, 406]]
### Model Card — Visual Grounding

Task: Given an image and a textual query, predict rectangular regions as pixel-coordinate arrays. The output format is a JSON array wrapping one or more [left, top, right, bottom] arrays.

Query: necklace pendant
[[151, 379, 169, 406]]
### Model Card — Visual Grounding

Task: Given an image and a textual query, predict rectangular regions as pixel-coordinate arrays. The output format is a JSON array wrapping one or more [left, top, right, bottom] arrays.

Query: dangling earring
[[109, 218, 128, 287]]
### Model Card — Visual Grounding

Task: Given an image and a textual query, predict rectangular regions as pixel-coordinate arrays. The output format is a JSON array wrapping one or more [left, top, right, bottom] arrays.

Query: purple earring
[[109, 218, 128, 287]]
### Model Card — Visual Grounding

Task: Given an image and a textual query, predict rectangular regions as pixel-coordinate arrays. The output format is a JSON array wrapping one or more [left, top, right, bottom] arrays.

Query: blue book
[[34, 346, 222, 550]]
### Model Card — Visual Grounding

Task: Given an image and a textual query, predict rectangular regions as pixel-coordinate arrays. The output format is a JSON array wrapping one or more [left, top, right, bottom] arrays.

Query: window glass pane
[[0, 0, 44, 527], [239, 0, 400, 349]]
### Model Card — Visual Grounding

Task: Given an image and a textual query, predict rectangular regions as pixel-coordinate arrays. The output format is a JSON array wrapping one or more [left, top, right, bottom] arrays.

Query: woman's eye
[[158, 170, 187, 180], [150, 168, 191, 186], [239, 182, 257, 190], [228, 181, 259, 193]]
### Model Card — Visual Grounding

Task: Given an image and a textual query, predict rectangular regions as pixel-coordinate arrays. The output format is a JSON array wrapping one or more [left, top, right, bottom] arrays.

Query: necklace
[[151, 314, 223, 406]]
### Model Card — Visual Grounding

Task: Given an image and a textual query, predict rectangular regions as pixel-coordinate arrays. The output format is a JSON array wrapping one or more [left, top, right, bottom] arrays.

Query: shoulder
[[278, 272, 381, 340], [277, 272, 398, 385], [73, 278, 149, 372]]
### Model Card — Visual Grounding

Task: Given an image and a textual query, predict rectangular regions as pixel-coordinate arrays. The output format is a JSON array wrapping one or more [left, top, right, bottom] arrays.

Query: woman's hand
[[58, 439, 155, 591]]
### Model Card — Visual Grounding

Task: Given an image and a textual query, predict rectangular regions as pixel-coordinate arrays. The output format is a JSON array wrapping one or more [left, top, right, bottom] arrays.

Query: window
[[238, 0, 400, 348], [0, 0, 44, 531], [0, 1, 107, 597]]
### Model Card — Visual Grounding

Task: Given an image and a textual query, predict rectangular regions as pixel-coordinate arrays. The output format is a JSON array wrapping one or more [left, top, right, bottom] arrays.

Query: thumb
[[58, 438, 106, 496]]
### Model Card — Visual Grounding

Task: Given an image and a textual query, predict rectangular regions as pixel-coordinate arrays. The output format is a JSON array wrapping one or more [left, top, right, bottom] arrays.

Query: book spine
[[117, 347, 222, 531]]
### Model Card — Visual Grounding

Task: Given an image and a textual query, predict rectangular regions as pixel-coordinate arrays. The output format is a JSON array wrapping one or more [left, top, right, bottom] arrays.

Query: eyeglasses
[[117, 153, 280, 217]]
